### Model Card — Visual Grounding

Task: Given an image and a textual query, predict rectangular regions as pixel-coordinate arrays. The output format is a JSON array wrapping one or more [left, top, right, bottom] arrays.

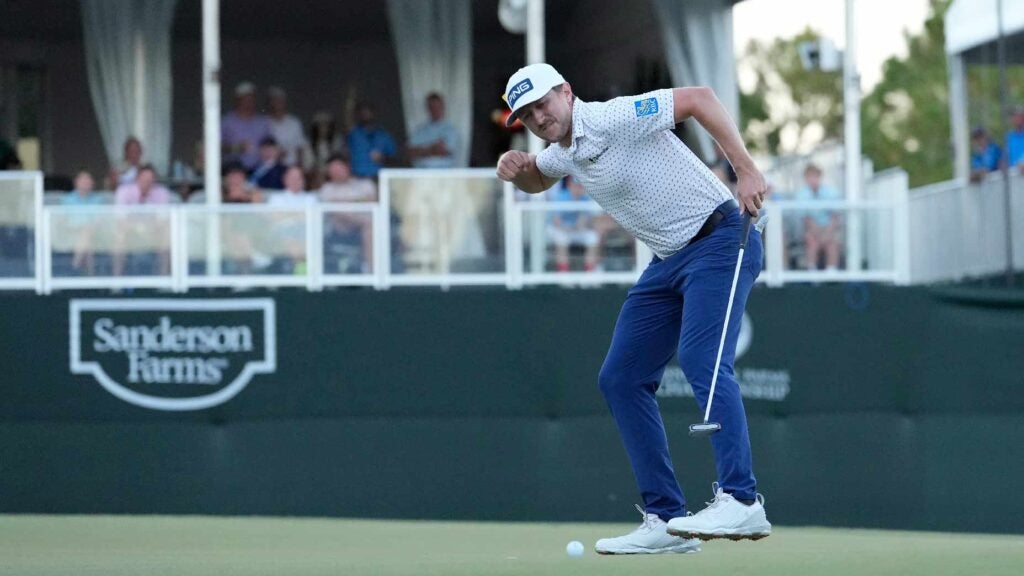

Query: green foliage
[[861, 0, 953, 187]]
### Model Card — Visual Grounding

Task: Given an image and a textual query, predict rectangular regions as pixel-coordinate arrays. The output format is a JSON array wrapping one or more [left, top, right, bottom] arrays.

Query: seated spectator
[[407, 92, 459, 168], [107, 136, 144, 189], [62, 170, 105, 275], [249, 136, 288, 191], [267, 166, 313, 274], [113, 164, 171, 276], [547, 176, 599, 273], [222, 82, 271, 171], [346, 102, 396, 179], [319, 154, 376, 273], [223, 162, 263, 204], [267, 86, 310, 168], [970, 126, 1002, 183], [795, 164, 842, 271], [221, 162, 263, 274]]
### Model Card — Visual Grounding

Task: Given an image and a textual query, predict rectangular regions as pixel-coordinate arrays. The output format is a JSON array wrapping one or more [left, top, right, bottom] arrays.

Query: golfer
[[496, 63, 772, 554]]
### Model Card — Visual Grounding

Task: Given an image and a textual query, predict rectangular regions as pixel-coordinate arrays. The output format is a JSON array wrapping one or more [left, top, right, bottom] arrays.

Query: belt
[[687, 199, 739, 247]]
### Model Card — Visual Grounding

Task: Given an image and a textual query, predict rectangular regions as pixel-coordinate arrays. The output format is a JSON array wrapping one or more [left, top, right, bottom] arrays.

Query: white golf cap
[[503, 63, 565, 126]]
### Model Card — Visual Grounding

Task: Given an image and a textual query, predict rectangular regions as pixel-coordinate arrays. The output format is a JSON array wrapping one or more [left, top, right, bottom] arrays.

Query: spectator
[[319, 154, 376, 272], [970, 126, 1002, 183], [268, 166, 312, 274], [223, 162, 263, 204], [221, 162, 263, 274], [113, 164, 171, 276], [547, 176, 599, 273], [249, 136, 288, 190], [795, 164, 842, 271], [407, 92, 459, 168], [346, 102, 396, 179], [0, 137, 22, 169], [62, 170, 104, 275], [267, 86, 310, 167], [222, 82, 271, 171], [106, 136, 144, 189]]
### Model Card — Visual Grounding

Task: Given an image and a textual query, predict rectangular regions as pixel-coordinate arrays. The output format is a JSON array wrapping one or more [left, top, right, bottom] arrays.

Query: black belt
[[687, 199, 739, 247]]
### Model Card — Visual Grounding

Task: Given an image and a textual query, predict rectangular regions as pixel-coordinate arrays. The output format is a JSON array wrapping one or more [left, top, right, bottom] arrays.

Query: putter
[[689, 211, 757, 438]]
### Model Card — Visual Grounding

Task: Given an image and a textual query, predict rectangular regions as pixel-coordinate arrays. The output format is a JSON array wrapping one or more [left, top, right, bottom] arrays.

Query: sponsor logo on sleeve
[[634, 97, 659, 117]]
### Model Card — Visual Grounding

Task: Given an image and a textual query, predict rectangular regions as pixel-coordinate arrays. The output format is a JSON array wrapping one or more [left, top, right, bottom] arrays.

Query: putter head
[[689, 422, 722, 437]]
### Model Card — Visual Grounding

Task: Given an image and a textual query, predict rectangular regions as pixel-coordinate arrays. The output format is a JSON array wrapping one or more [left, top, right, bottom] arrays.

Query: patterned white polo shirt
[[535, 89, 733, 259]]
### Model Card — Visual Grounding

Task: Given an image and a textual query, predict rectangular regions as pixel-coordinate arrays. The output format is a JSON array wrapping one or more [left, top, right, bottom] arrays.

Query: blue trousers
[[599, 210, 763, 521]]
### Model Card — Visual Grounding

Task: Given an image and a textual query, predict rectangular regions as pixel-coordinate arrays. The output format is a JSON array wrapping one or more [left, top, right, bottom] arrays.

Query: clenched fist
[[496, 150, 534, 182]]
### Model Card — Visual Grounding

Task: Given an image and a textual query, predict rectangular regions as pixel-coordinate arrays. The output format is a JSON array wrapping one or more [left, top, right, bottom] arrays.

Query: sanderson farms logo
[[69, 299, 276, 411]]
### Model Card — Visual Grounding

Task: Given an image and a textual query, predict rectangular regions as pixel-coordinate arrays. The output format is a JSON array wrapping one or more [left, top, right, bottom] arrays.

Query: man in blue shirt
[[408, 93, 460, 169], [795, 164, 842, 271], [1006, 108, 1024, 171], [346, 102, 397, 179], [970, 126, 1002, 183]]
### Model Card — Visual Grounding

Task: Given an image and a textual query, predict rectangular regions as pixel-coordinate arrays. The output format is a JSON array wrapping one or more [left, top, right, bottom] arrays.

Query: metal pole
[[844, 0, 862, 272], [526, 0, 547, 275], [203, 0, 222, 277], [998, 0, 1016, 285]]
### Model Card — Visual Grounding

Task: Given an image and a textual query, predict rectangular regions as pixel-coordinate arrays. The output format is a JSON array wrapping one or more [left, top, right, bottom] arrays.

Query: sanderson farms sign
[[69, 299, 276, 411]]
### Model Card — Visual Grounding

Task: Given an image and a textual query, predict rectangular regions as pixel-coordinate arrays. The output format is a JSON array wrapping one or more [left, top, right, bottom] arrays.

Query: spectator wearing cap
[[249, 136, 288, 190], [970, 126, 1003, 183], [221, 81, 272, 171], [345, 102, 397, 179], [407, 92, 460, 168], [267, 86, 310, 168]]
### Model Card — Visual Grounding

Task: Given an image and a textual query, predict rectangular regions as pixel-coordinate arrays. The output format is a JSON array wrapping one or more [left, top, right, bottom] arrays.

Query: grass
[[2, 515, 1023, 576]]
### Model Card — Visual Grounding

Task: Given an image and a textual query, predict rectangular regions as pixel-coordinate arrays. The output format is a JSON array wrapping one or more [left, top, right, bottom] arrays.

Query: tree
[[738, 29, 844, 156], [861, 0, 953, 187]]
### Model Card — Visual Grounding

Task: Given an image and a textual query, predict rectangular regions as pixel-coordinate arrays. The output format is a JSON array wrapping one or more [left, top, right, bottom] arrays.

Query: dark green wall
[[1, 286, 1022, 532]]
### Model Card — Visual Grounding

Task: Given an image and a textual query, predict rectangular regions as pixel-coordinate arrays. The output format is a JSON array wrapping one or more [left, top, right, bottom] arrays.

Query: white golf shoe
[[594, 504, 702, 555], [666, 483, 772, 541]]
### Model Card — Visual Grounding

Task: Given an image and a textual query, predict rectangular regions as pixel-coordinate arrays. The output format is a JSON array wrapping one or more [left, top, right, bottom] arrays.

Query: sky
[[733, 0, 934, 91]]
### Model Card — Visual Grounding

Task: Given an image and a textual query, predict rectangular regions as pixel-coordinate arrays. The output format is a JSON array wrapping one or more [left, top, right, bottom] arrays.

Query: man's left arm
[[673, 87, 766, 216]]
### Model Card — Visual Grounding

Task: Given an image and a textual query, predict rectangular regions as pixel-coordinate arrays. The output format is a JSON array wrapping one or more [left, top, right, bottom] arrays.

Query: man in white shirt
[[267, 86, 311, 168], [497, 64, 771, 554]]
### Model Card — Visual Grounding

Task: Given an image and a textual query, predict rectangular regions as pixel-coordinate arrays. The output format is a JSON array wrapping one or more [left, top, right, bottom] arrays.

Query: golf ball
[[566, 540, 584, 557]]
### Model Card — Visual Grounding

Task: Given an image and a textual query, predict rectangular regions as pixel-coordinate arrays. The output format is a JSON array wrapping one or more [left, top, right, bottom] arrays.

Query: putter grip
[[739, 213, 753, 249]]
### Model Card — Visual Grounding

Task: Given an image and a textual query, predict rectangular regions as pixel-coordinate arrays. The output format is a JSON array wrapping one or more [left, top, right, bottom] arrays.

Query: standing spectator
[[795, 164, 842, 271], [970, 126, 1002, 183], [221, 82, 271, 171], [106, 136, 144, 189], [547, 176, 599, 273], [267, 86, 310, 167], [62, 170, 105, 275], [1006, 107, 1024, 173], [407, 93, 460, 168], [113, 164, 171, 276], [346, 102, 396, 179], [319, 154, 376, 272], [249, 136, 288, 191], [309, 111, 345, 173]]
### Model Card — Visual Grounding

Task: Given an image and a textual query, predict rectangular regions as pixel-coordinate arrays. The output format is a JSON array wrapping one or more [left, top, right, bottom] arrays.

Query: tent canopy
[[946, 0, 1024, 62]]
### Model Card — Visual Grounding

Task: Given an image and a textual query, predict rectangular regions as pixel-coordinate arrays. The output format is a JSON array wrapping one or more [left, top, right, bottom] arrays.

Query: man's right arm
[[496, 150, 559, 193]]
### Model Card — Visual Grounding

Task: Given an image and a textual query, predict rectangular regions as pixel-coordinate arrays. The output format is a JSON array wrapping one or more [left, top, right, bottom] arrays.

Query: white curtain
[[652, 0, 738, 162], [81, 0, 177, 176], [387, 0, 473, 167]]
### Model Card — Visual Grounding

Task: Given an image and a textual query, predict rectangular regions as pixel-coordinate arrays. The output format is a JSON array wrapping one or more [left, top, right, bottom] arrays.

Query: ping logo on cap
[[507, 79, 535, 109], [634, 97, 659, 117]]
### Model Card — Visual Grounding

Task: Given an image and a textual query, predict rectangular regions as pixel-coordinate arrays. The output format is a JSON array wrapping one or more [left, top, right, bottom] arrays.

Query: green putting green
[[2, 515, 1022, 576]]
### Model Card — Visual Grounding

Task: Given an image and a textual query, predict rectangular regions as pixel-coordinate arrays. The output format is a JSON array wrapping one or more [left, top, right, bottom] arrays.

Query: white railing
[[0, 168, 923, 292], [907, 171, 1024, 284]]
